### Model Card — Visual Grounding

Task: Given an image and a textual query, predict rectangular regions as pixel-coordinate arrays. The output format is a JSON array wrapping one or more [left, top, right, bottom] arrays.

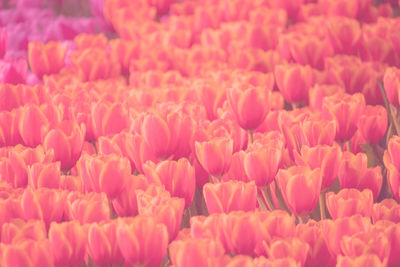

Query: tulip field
[[3, 0, 400, 266]]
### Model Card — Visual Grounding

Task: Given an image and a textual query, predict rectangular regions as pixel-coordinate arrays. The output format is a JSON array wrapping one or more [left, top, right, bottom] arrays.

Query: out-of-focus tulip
[[299, 118, 337, 147], [65, 191, 110, 224], [48, 221, 86, 267], [18, 105, 49, 148], [28, 41, 66, 79], [383, 67, 400, 107], [0, 27, 7, 59], [262, 237, 309, 267], [137, 185, 185, 241], [143, 158, 195, 208], [43, 120, 85, 171], [357, 105, 387, 144], [339, 152, 382, 201], [0, 59, 27, 85], [169, 238, 225, 267], [91, 101, 129, 139], [1, 219, 46, 244], [195, 136, 233, 178], [372, 199, 400, 223], [325, 16, 361, 55], [77, 153, 131, 198], [276, 166, 322, 216], [28, 161, 61, 189], [117, 216, 168, 267], [308, 84, 345, 111], [87, 221, 123, 266], [326, 189, 374, 219], [227, 74, 273, 131], [203, 181, 257, 214], [295, 145, 341, 191], [275, 63, 315, 105], [322, 92, 365, 141]]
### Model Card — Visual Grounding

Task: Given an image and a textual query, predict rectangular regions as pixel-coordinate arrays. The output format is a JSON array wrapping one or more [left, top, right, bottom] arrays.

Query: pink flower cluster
[[2, 0, 400, 266]]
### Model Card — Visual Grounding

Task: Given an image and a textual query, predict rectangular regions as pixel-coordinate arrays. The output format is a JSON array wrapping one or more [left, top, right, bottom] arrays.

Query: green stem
[[257, 195, 269, 211], [248, 130, 254, 145], [260, 186, 275, 211]]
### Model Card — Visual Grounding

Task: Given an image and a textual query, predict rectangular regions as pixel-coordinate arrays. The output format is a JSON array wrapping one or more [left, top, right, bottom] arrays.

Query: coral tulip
[[326, 189, 374, 219], [28, 41, 66, 79], [357, 105, 387, 144]]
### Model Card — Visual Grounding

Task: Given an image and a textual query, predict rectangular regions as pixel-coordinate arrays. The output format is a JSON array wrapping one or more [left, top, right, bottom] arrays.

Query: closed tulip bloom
[[137, 185, 185, 241], [91, 101, 129, 139], [144, 158, 195, 208], [326, 189, 373, 219], [244, 132, 284, 187], [169, 238, 225, 267], [275, 63, 315, 104], [49, 221, 86, 267], [263, 237, 310, 266], [300, 118, 337, 147], [339, 152, 383, 201], [325, 17, 362, 55], [1, 239, 54, 267], [1, 219, 47, 244], [322, 92, 365, 141], [77, 153, 130, 199], [295, 145, 342, 191], [227, 74, 273, 130], [321, 215, 371, 257], [357, 105, 387, 144], [276, 166, 322, 216], [28, 161, 61, 189], [18, 105, 49, 148], [203, 181, 257, 214], [195, 136, 233, 178], [21, 188, 66, 230], [117, 216, 168, 267], [28, 41, 66, 79], [87, 221, 123, 266], [383, 67, 400, 106], [65, 192, 110, 224], [43, 120, 85, 171]]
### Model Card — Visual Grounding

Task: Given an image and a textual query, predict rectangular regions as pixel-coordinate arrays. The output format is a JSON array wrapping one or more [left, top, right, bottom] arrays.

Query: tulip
[[87, 221, 123, 266], [91, 101, 129, 139], [326, 189, 373, 219], [49, 221, 86, 267], [137, 185, 185, 241], [117, 216, 169, 267], [336, 254, 385, 267], [18, 105, 49, 148], [227, 74, 273, 131], [263, 238, 309, 266], [299, 118, 337, 147], [43, 120, 85, 171], [325, 16, 361, 55], [28, 41, 66, 79], [372, 199, 400, 223], [143, 158, 195, 208], [77, 153, 131, 199], [383, 67, 400, 106], [169, 238, 225, 267], [1, 219, 46, 244], [21, 188, 66, 230], [1, 239, 54, 267], [275, 63, 315, 105], [195, 136, 233, 178], [295, 145, 342, 191], [276, 166, 322, 216], [308, 84, 345, 111], [357, 105, 387, 144], [112, 174, 148, 217], [321, 215, 371, 257], [322, 92, 365, 141], [28, 161, 61, 189], [0, 59, 27, 85], [65, 192, 110, 224], [203, 181, 257, 214]]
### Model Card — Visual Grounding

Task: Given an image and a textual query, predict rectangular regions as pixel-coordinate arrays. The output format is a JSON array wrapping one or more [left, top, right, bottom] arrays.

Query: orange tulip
[[263, 238, 310, 266], [336, 254, 385, 267], [28, 41, 66, 79], [357, 105, 387, 144], [91, 101, 129, 139], [28, 161, 61, 189], [1, 219, 46, 244], [372, 199, 400, 223], [276, 166, 322, 216], [383, 67, 400, 106], [325, 16, 361, 55]]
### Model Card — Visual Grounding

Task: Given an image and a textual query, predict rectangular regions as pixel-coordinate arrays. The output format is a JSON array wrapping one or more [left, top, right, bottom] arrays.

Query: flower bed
[[1, 0, 400, 266]]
